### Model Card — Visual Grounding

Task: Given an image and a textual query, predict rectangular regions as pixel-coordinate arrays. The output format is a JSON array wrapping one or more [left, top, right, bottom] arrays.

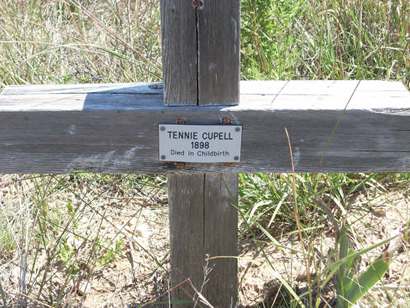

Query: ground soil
[[0, 175, 409, 307]]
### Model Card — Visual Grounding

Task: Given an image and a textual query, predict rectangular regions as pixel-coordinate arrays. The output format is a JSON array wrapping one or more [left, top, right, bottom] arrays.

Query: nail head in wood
[[192, 0, 204, 9]]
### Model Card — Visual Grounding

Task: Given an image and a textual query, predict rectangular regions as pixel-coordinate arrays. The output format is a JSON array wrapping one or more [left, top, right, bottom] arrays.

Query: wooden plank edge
[[0, 108, 408, 174]]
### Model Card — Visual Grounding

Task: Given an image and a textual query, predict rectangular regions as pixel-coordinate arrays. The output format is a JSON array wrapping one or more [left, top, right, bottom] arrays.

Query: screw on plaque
[[192, 0, 204, 9], [234, 156, 239, 161], [160, 126, 166, 131], [235, 127, 241, 132], [161, 155, 166, 160], [222, 117, 232, 125]]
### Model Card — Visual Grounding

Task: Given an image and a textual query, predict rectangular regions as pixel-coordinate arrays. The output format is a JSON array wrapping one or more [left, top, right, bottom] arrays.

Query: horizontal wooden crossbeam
[[0, 80, 409, 174]]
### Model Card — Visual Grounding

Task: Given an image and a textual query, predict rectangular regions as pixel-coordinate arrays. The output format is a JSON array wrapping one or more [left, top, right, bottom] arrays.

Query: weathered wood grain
[[160, 0, 197, 105], [168, 174, 206, 305], [161, 1, 240, 306], [167, 174, 239, 307], [1, 82, 163, 95], [2, 80, 284, 96], [197, 0, 240, 105], [0, 81, 409, 174], [161, 3, 204, 306], [5, 80, 408, 110], [203, 174, 238, 307]]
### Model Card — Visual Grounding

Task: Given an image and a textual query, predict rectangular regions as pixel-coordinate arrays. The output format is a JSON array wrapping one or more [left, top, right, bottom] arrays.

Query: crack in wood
[[195, 3, 200, 106]]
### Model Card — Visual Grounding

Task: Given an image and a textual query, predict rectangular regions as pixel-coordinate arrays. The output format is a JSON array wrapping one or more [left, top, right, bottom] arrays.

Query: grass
[[0, 223, 15, 258], [0, 0, 161, 88], [242, 0, 409, 85], [238, 172, 410, 306], [239, 173, 410, 233], [0, 0, 409, 307]]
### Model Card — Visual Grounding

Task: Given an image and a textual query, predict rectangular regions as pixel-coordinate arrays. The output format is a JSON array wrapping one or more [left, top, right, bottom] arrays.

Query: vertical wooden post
[[161, 0, 240, 307]]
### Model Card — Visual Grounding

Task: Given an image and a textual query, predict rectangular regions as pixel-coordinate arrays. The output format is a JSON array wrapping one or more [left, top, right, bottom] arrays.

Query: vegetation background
[[0, 0, 409, 307]]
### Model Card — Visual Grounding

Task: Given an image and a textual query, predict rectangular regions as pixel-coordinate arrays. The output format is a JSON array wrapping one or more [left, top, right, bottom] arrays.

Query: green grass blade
[[321, 235, 397, 289], [345, 257, 390, 305]]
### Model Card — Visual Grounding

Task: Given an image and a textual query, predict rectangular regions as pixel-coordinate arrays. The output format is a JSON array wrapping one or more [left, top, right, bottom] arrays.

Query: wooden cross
[[0, 1, 409, 306]]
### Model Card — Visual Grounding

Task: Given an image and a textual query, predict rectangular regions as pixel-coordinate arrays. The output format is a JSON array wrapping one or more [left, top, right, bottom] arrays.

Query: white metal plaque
[[159, 124, 242, 163]]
